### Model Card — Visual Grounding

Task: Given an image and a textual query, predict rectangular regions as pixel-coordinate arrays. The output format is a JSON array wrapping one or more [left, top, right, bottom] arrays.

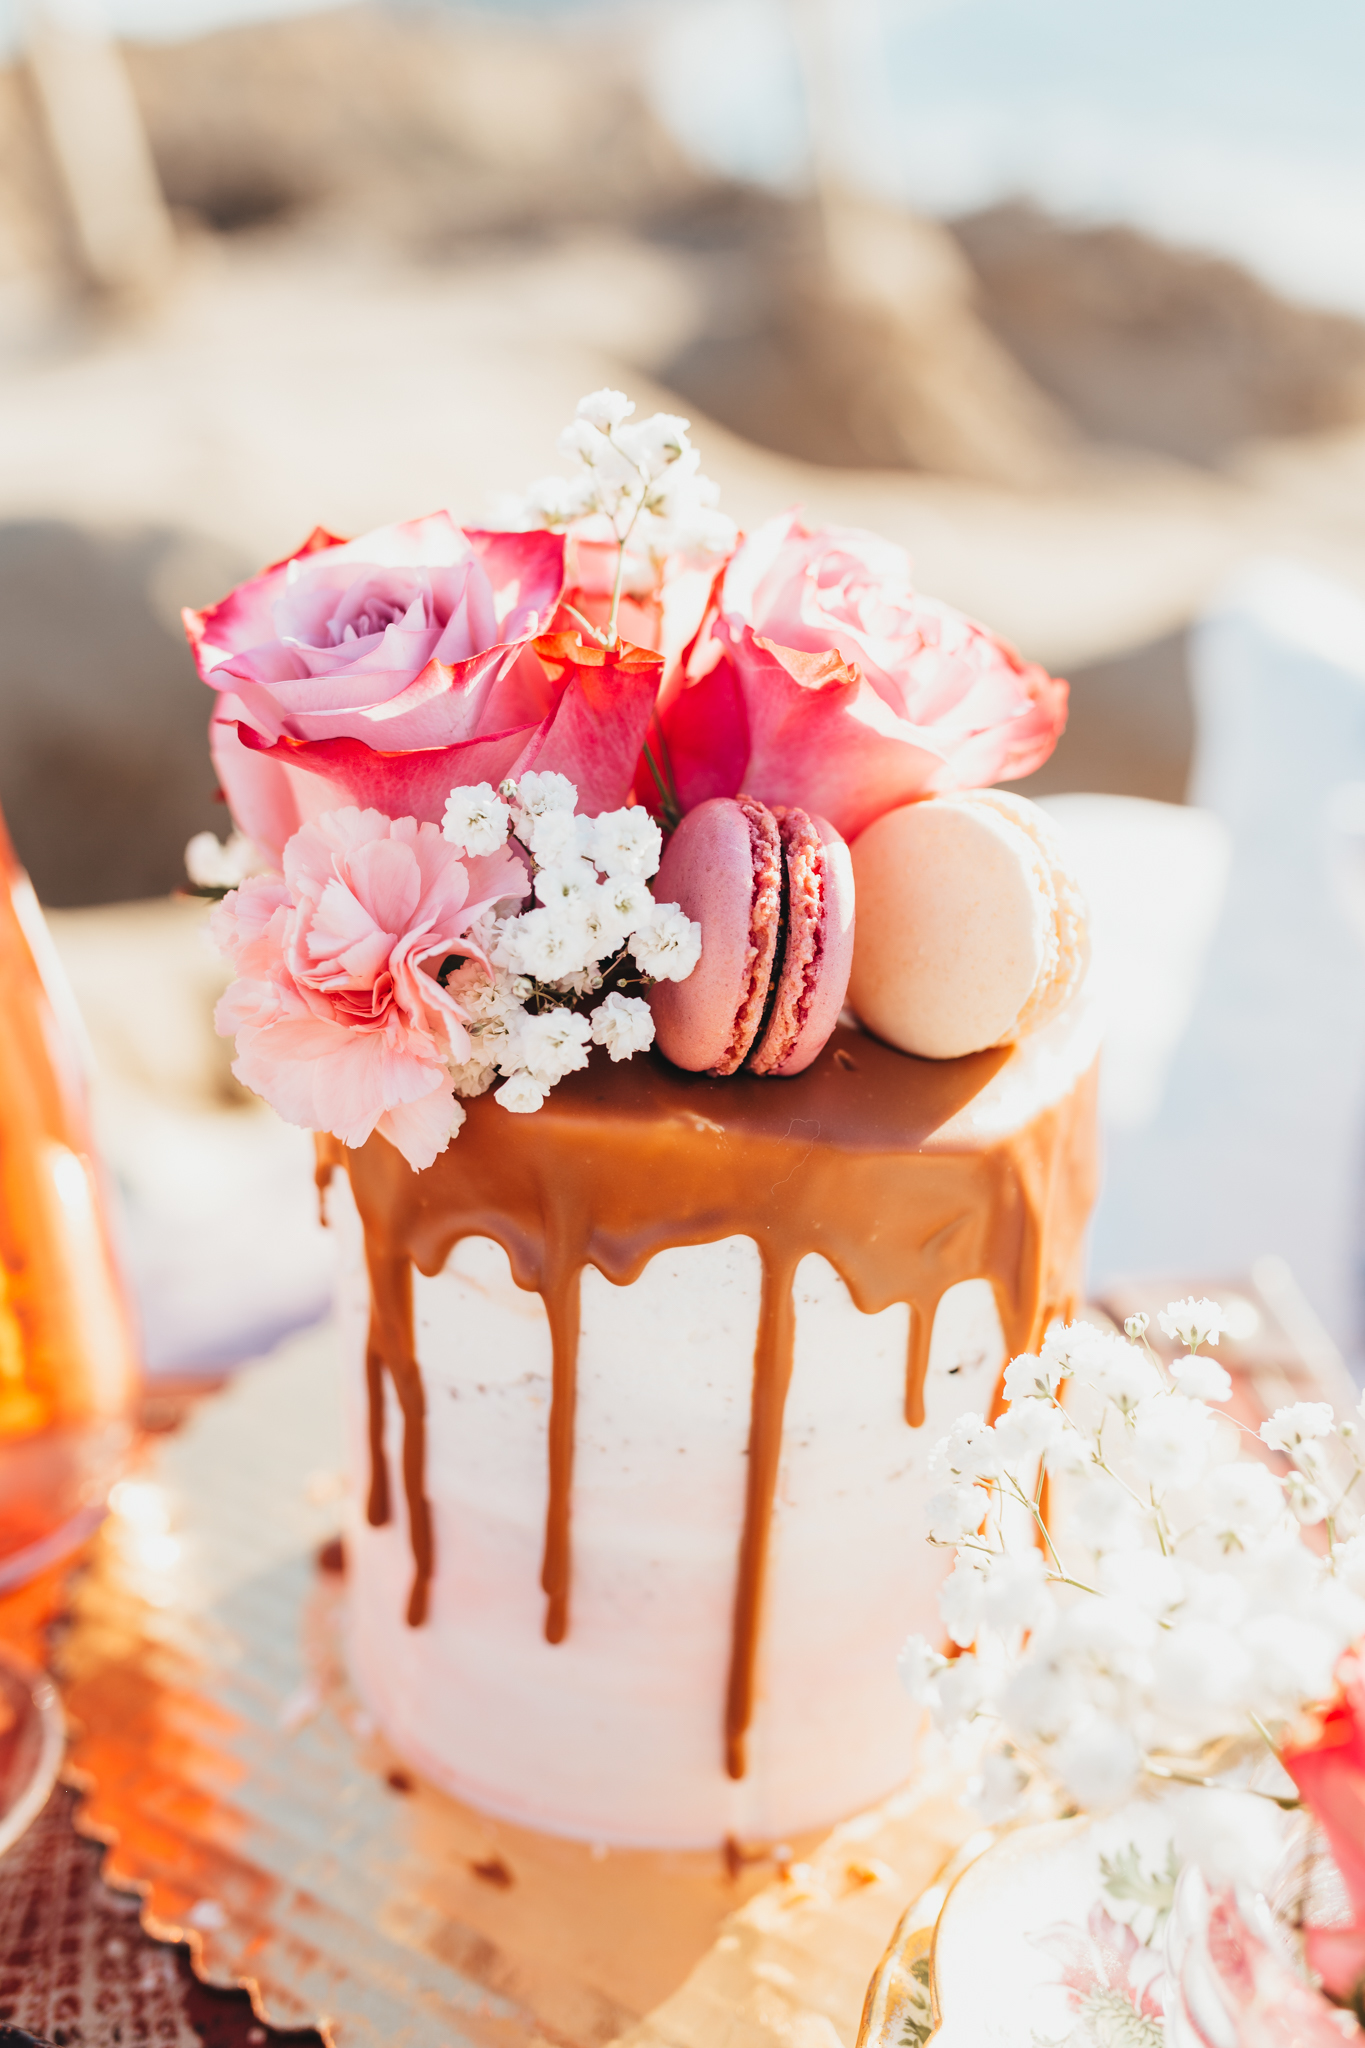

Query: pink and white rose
[[186, 515, 661, 864], [211, 807, 526, 1170], [656, 510, 1068, 841]]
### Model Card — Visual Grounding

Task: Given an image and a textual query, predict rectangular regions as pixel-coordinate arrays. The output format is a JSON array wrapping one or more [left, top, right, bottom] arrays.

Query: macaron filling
[[711, 795, 783, 1076], [749, 808, 823, 1076]]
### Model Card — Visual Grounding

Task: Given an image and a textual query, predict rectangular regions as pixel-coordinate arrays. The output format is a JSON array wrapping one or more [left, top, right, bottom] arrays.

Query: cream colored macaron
[[847, 792, 1089, 1060]]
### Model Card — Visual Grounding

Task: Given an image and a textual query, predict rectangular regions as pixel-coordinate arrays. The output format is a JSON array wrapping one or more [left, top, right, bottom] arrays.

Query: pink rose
[[656, 511, 1068, 841], [186, 516, 662, 863], [211, 807, 525, 1170]]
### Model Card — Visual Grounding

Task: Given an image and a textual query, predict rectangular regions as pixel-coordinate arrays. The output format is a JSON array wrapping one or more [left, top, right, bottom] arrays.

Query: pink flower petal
[[522, 632, 664, 815], [235, 721, 549, 826], [662, 627, 949, 842], [184, 524, 345, 678], [188, 520, 569, 852], [655, 510, 1067, 834], [376, 1082, 466, 1171], [463, 527, 566, 638], [233, 1011, 446, 1147]]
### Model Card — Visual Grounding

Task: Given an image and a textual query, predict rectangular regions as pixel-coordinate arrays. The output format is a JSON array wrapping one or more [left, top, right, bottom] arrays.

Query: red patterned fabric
[[0, 1788, 323, 2048]]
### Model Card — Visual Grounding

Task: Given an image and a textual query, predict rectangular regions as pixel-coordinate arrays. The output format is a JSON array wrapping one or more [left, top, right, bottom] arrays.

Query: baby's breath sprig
[[438, 771, 701, 1116], [902, 1301, 1365, 1829]]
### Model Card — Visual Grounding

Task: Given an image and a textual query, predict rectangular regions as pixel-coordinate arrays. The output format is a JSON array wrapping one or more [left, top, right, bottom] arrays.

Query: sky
[[649, 0, 1365, 316], [9, 0, 1365, 317]]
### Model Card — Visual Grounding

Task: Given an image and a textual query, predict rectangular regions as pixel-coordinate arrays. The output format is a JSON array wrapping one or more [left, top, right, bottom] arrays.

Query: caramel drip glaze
[[325, 1024, 1098, 1780]]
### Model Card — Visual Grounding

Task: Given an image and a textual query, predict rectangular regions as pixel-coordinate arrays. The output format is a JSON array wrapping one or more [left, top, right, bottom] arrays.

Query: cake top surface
[[485, 989, 1098, 1161]]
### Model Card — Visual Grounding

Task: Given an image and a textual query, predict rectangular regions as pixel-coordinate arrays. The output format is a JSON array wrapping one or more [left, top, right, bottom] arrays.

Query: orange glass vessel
[[0, 811, 140, 1589]]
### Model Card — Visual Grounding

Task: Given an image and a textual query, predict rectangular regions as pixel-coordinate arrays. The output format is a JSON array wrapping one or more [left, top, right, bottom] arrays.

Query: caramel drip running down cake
[[318, 1001, 1096, 1843], [187, 387, 1093, 1845]]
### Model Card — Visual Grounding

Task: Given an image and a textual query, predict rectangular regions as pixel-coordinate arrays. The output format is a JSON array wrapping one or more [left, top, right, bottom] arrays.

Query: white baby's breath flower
[[1201, 1460, 1286, 1543], [495, 1072, 548, 1114], [514, 771, 578, 821], [926, 1486, 985, 1545], [185, 829, 264, 890], [896, 1633, 947, 1704], [1097, 1549, 1183, 1617], [1000, 1656, 1076, 1749], [993, 1400, 1068, 1469], [449, 1057, 498, 1099], [1151, 1622, 1253, 1736], [595, 874, 654, 951], [1170, 1353, 1233, 1402], [1240, 1612, 1341, 1710], [590, 992, 655, 1062], [932, 1654, 991, 1736], [1068, 1481, 1144, 1556], [1053, 1714, 1142, 1811], [1001, 1351, 1058, 1403], [928, 1411, 1000, 1485], [629, 902, 702, 982], [1158, 1297, 1226, 1349], [1260, 1402, 1335, 1454], [513, 391, 736, 567], [1285, 1469, 1329, 1526], [1129, 1392, 1216, 1492], [588, 807, 662, 880], [517, 1007, 593, 1084], [501, 905, 595, 981], [1333, 1531, 1365, 1595], [527, 808, 591, 867], [513, 472, 598, 528], [939, 1556, 989, 1649], [576, 387, 635, 433], [442, 782, 511, 858], [1064, 1324, 1162, 1413], [977, 1550, 1050, 1634], [966, 1751, 1031, 1824], [1124, 1312, 1149, 1341], [617, 410, 690, 477], [535, 855, 598, 911]]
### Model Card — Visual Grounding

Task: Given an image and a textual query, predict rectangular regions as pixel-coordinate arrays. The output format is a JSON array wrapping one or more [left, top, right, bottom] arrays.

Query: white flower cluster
[[440, 771, 700, 1115], [510, 389, 736, 580], [184, 828, 266, 892], [900, 1302, 1365, 1824]]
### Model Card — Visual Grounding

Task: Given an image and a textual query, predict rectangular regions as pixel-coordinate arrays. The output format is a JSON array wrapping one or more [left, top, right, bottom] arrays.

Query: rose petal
[[464, 527, 566, 637], [521, 632, 664, 816], [654, 510, 1067, 833], [661, 626, 948, 841], [234, 721, 550, 828]]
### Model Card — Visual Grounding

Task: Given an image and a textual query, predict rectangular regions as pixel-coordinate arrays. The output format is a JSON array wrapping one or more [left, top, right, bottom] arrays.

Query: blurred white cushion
[[1086, 559, 1365, 1358], [1040, 793, 1230, 1132]]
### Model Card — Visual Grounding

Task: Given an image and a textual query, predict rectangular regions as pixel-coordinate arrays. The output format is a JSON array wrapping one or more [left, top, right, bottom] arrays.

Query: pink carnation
[[212, 807, 526, 1170], [656, 510, 1068, 841]]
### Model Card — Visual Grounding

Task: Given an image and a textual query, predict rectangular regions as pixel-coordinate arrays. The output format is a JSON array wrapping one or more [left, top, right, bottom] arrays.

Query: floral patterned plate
[[859, 1799, 1179, 2047]]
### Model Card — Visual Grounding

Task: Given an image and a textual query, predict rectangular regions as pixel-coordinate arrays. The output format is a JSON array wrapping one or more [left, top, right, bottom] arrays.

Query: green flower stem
[[561, 601, 611, 648]]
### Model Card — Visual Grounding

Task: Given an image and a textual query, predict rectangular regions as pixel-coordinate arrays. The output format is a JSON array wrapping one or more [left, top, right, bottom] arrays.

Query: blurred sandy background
[[4, 0, 1365, 1366]]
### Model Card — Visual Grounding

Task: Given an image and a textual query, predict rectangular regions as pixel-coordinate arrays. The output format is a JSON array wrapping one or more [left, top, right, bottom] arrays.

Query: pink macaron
[[650, 795, 856, 1078]]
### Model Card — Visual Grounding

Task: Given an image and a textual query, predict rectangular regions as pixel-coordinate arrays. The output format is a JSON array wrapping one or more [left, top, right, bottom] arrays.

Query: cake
[[186, 390, 1093, 1847]]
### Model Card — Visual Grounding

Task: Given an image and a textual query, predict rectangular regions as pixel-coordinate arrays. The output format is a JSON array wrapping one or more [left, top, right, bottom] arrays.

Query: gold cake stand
[[4, 1320, 975, 2046], [0, 1263, 1338, 2046]]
